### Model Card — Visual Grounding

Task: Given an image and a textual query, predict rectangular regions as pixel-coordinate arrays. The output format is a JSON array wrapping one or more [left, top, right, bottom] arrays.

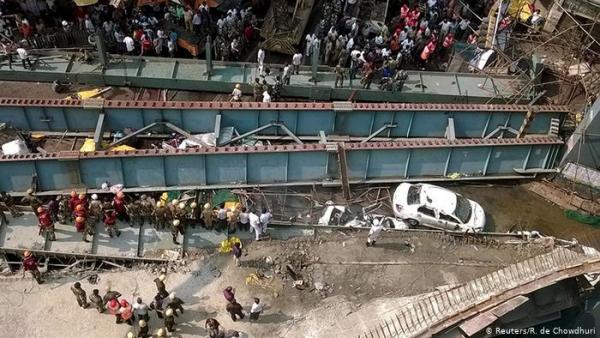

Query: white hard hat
[[156, 201, 162, 208], [178, 202, 185, 209], [157, 328, 166, 337], [62, 20, 68, 26], [139, 319, 147, 327], [169, 292, 176, 299], [204, 203, 211, 209], [165, 308, 174, 316], [26, 188, 33, 194], [173, 219, 180, 226], [373, 219, 380, 226], [190, 202, 197, 209], [127, 332, 134, 338], [171, 199, 179, 205], [91, 194, 98, 200], [158, 274, 166, 281]]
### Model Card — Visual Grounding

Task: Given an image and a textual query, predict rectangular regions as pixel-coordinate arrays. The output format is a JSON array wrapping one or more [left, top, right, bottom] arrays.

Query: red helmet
[[76, 216, 85, 223], [110, 299, 118, 308], [119, 299, 129, 307]]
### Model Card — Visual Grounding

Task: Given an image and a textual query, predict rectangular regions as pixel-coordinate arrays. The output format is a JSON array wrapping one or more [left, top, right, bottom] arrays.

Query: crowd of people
[[1, 188, 274, 246], [21, 251, 256, 338]]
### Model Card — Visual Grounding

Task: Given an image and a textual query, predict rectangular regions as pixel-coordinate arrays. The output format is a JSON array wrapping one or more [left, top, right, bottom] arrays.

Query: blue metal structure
[[0, 99, 568, 139]]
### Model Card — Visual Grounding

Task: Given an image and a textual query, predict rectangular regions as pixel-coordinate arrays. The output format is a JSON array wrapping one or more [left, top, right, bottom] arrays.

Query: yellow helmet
[[158, 274, 166, 282]]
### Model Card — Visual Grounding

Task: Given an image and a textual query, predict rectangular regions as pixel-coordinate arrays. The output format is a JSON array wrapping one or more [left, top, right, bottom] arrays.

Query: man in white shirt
[[262, 90, 271, 103], [16, 46, 33, 69], [366, 218, 385, 247], [257, 48, 265, 66], [282, 64, 291, 85], [217, 204, 228, 232], [259, 208, 272, 228], [123, 36, 135, 54], [133, 297, 149, 321], [249, 297, 264, 321], [292, 52, 302, 74], [230, 83, 242, 101], [249, 211, 262, 240], [239, 207, 250, 231]]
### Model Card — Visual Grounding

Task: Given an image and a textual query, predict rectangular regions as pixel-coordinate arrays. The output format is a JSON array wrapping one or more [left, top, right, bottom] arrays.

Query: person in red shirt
[[400, 4, 409, 20], [243, 24, 254, 43], [19, 20, 32, 39], [107, 299, 122, 323], [77, 193, 87, 207], [119, 299, 134, 325], [104, 209, 121, 238], [75, 216, 86, 233], [37, 207, 56, 241], [113, 192, 129, 222], [68, 191, 80, 213], [22, 251, 43, 284]]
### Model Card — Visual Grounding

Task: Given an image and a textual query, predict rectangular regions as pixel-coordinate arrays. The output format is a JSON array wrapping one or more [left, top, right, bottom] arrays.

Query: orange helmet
[[120, 299, 129, 307], [116, 192, 124, 199], [76, 204, 84, 211], [37, 207, 44, 213], [109, 299, 118, 308], [70, 191, 77, 197], [76, 216, 85, 223], [78, 193, 85, 200], [23, 250, 31, 257]]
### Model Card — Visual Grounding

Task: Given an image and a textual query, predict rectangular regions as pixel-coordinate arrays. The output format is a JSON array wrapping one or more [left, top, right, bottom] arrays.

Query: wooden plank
[[490, 295, 529, 317]]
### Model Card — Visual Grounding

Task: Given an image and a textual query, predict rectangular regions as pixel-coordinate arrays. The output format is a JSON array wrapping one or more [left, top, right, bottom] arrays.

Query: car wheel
[[406, 218, 419, 227]]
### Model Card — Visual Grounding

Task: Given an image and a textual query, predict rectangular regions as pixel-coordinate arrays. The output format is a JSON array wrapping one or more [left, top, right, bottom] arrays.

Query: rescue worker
[[127, 200, 143, 227], [228, 205, 240, 234], [252, 78, 261, 102], [164, 308, 176, 332], [166, 292, 185, 315], [120, 299, 134, 325], [226, 300, 245, 321], [216, 204, 228, 232], [187, 202, 198, 228], [77, 193, 87, 207], [150, 293, 165, 319], [103, 286, 122, 304], [156, 328, 167, 338], [75, 216, 86, 239], [334, 64, 345, 88], [68, 191, 80, 213], [73, 204, 87, 220], [22, 251, 43, 284], [89, 289, 105, 313], [83, 216, 95, 243], [231, 83, 242, 102], [107, 299, 122, 324], [89, 194, 103, 224], [0, 191, 22, 218], [167, 199, 178, 223], [138, 319, 150, 338], [103, 209, 121, 238], [21, 188, 41, 213], [249, 210, 262, 241], [171, 219, 183, 245], [113, 191, 129, 222], [366, 218, 385, 247], [201, 203, 214, 229], [36, 207, 56, 241], [58, 196, 70, 224], [154, 274, 169, 299], [71, 282, 89, 308], [140, 195, 155, 225], [155, 201, 168, 230]]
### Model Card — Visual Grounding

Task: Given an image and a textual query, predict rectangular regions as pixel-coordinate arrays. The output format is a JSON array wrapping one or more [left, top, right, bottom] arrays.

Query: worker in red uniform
[[68, 191, 80, 213], [103, 209, 121, 238], [36, 207, 56, 241], [75, 216, 86, 234], [22, 251, 43, 284], [77, 193, 87, 208], [113, 192, 129, 222], [119, 299, 134, 325], [107, 299, 122, 324], [442, 33, 456, 60]]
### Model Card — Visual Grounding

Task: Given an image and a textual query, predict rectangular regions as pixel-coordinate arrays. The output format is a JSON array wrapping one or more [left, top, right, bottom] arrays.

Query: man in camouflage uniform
[[1, 191, 22, 218], [252, 78, 261, 102], [58, 196, 70, 224], [334, 64, 345, 88], [155, 201, 168, 230], [140, 195, 155, 226], [89, 194, 103, 224], [171, 219, 184, 245], [21, 189, 42, 213], [201, 203, 214, 230], [126, 200, 143, 227]]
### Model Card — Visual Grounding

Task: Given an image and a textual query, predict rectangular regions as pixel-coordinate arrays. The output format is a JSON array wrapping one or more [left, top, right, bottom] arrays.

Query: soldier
[[201, 203, 214, 229], [103, 209, 121, 238], [58, 195, 70, 224], [154, 274, 169, 299], [154, 201, 168, 230], [273, 76, 283, 101], [89, 289, 105, 313], [187, 202, 198, 228], [83, 215, 95, 243], [394, 69, 408, 91], [127, 200, 143, 227], [150, 293, 165, 319], [138, 319, 150, 338], [228, 204, 240, 234], [164, 308, 176, 333], [22, 251, 43, 284], [0, 191, 22, 218], [167, 199, 178, 222], [252, 77, 261, 102], [140, 195, 155, 225], [71, 282, 89, 308], [88, 194, 102, 223], [36, 207, 56, 241], [166, 292, 185, 315], [176, 202, 187, 223], [171, 219, 183, 245], [21, 188, 41, 213], [334, 64, 345, 88]]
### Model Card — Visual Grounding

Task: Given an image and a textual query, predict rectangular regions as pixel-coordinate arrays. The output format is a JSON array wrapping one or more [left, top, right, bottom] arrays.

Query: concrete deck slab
[[141, 225, 181, 256], [93, 221, 139, 258], [47, 222, 93, 254], [0, 213, 45, 250]]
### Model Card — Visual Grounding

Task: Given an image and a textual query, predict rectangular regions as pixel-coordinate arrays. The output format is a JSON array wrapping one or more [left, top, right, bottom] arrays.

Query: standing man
[[292, 52, 302, 75], [138, 319, 150, 338], [249, 297, 264, 321], [171, 219, 183, 245], [16, 45, 33, 69], [154, 274, 169, 299], [282, 63, 292, 85], [366, 218, 385, 247], [232, 242, 242, 267], [226, 300, 245, 321], [36, 207, 56, 241], [252, 78, 262, 102], [184, 7, 193, 32], [216, 204, 228, 232], [71, 282, 89, 308], [89, 289, 105, 313], [238, 207, 250, 231], [103, 209, 121, 238], [259, 208, 272, 230], [22, 251, 43, 284], [257, 48, 265, 68], [21, 189, 41, 213], [334, 64, 345, 88], [230, 83, 243, 102], [166, 292, 185, 315], [249, 210, 262, 241], [133, 297, 150, 321], [155, 201, 168, 230], [89, 194, 103, 224], [201, 203, 214, 229], [164, 308, 176, 332]]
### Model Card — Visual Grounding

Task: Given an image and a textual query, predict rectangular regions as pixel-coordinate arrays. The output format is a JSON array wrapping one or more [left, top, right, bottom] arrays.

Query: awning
[[73, 0, 99, 6]]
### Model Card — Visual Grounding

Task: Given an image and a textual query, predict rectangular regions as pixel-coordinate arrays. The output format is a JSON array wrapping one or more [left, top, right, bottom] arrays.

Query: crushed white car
[[392, 183, 485, 232], [318, 203, 408, 229]]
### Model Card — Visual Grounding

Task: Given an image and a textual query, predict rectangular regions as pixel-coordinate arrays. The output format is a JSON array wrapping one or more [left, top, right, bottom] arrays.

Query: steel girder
[[0, 137, 562, 193]]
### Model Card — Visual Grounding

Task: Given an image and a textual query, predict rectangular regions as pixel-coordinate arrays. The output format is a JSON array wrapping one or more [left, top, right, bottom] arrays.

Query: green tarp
[[565, 210, 600, 227], [212, 189, 238, 207]]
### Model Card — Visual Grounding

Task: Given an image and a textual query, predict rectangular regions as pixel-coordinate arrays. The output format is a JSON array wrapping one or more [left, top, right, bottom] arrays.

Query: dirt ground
[[0, 231, 547, 338]]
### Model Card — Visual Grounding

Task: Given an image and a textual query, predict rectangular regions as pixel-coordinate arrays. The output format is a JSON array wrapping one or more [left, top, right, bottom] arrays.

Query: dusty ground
[[0, 231, 547, 338]]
